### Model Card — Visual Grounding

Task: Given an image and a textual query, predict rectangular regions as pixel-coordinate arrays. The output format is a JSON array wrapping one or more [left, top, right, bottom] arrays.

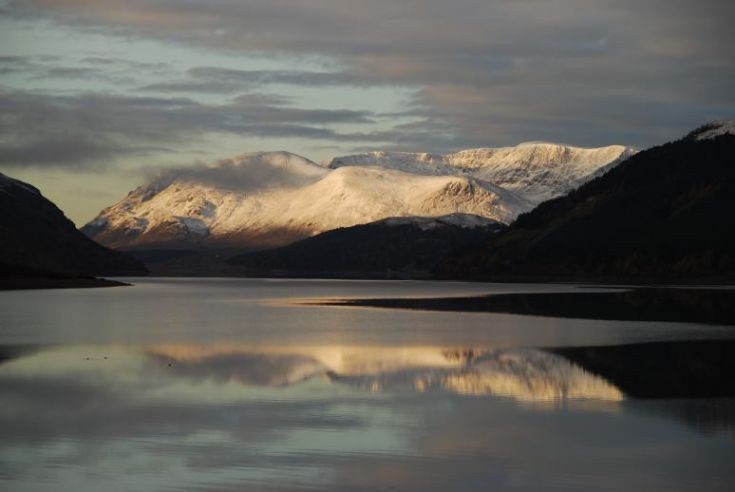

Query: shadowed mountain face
[[0, 173, 147, 282], [434, 128, 735, 282], [227, 214, 507, 278]]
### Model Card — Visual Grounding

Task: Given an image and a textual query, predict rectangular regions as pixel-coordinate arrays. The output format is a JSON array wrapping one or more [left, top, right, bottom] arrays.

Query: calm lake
[[1, 278, 734, 491]]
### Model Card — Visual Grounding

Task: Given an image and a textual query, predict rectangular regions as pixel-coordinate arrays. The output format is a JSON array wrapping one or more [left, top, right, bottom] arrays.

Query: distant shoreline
[[107, 267, 735, 286], [0, 276, 130, 291], [305, 287, 735, 326]]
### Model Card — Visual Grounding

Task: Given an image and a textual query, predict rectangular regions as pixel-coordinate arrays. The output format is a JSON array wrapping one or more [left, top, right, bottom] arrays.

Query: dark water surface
[[1, 278, 733, 491]]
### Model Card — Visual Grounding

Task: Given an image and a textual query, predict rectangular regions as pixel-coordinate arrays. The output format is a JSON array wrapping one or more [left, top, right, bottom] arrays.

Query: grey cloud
[[8, 1, 733, 63], [138, 79, 249, 94], [4, 0, 735, 149], [0, 55, 36, 75], [0, 136, 138, 166], [0, 89, 382, 169], [184, 66, 382, 88], [37, 65, 136, 84], [80, 56, 168, 71], [188, 67, 367, 87], [138, 66, 377, 94], [0, 54, 138, 84]]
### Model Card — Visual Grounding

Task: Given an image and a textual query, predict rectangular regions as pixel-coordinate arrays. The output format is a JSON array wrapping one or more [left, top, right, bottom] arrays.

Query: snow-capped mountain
[[83, 151, 532, 250], [435, 121, 735, 281], [83, 139, 634, 251], [324, 143, 636, 205]]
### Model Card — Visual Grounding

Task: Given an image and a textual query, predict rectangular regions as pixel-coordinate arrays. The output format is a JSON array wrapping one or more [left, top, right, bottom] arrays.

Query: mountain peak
[[83, 154, 530, 250], [81, 138, 632, 251], [325, 143, 633, 205]]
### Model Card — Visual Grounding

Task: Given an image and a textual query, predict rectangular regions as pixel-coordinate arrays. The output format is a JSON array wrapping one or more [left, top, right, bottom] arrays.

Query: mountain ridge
[[434, 122, 735, 282], [324, 142, 635, 205], [82, 141, 630, 251], [82, 151, 533, 250]]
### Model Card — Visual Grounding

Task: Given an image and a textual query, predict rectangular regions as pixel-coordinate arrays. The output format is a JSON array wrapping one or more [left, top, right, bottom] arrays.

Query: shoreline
[[306, 287, 735, 326], [0, 276, 130, 291]]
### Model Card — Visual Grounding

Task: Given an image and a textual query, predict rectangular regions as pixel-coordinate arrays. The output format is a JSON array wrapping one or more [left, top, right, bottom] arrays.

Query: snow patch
[[692, 120, 735, 141]]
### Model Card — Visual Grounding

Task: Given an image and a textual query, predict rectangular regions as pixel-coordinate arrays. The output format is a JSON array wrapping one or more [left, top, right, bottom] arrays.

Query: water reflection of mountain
[[148, 346, 623, 402], [144, 343, 735, 436], [1, 344, 734, 447]]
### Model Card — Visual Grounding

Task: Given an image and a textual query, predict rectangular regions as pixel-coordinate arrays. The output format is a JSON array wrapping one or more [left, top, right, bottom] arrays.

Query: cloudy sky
[[1, 0, 733, 224]]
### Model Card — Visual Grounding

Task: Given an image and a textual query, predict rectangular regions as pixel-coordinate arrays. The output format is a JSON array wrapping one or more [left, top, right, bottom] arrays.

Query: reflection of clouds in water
[[1, 345, 734, 491], [148, 345, 623, 402], [0, 348, 386, 488], [148, 351, 329, 387]]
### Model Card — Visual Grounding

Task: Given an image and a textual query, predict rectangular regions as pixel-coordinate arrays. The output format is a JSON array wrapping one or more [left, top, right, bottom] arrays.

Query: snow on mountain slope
[[83, 151, 532, 250], [325, 143, 635, 205], [447, 144, 635, 204], [688, 120, 735, 141]]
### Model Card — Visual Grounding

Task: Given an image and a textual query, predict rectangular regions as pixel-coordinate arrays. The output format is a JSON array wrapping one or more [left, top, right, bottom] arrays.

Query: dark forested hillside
[[0, 173, 147, 285], [434, 131, 735, 282], [228, 215, 506, 278]]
